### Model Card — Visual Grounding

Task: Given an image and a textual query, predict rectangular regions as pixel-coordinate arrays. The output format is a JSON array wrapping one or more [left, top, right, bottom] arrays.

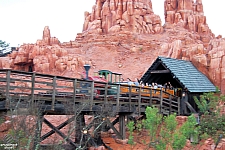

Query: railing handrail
[[0, 69, 180, 115]]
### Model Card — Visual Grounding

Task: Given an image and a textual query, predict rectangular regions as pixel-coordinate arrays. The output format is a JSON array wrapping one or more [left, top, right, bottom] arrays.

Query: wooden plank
[[150, 70, 170, 73]]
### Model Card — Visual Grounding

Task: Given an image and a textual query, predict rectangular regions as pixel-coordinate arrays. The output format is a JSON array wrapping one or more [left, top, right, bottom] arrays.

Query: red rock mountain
[[1, 0, 225, 93]]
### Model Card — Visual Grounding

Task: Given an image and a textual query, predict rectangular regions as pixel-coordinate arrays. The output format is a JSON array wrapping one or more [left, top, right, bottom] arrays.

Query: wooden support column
[[73, 79, 77, 111], [31, 73, 35, 108], [75, 113, 85, 144], [116, 84, 120, 112], [119, 114, 126, 140], [90, 81, 94, 109], [128, 86, 131, 112], [33, 113, 43, 150], [150, 88, 152, 106], [104, 83, 108, 103], [160, 90, 163, 113], [178, 97, 181, 115], [138, 87, 141, 116], [5, 70, 11, 109]]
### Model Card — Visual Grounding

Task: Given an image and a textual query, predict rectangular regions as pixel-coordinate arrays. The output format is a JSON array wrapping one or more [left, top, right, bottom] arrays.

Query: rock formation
[[1, 0, 225, 93], [83, 0, 163, 34]]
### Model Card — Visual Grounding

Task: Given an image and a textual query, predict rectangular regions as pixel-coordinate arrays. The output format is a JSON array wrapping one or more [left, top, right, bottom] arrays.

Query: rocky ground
[[1, 115, 225, 150]]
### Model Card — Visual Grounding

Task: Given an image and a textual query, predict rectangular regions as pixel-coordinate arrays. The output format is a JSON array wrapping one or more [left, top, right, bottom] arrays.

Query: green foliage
[[127, 120, 135, 145], [0, 40, 9, 49], [180, 114, 199, 140], [194, 90, 225, 141], [194, 91, 219, 115], [135, 120, 143, 133], [143, 106, 163, 147], [164, 113, 177, 132], [199, 114, 225, 140], [172, 132, 187, 150], [8, 129, 30, 148], [155, 140, 166, 150], [141, 107, 197, 149]]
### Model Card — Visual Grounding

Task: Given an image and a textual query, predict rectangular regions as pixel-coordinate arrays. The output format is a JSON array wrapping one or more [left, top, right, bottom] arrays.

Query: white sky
[[0, 0, 224, 47]]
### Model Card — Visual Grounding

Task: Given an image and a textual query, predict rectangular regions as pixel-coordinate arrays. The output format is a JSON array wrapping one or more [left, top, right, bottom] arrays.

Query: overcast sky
[[0, 0, 224, 47]]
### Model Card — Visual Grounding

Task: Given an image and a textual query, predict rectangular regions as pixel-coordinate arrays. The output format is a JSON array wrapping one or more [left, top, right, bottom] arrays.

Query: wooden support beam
[[106, 118, 123, 139], [5, 70, 10, 108], [43, 118, 78, 148], [160, 90, 163, 113], [73, 79, 77, 111], [33, 114, 43, 150], [119, 115, 126, 140], [138, 87, 141, 116], [104, 83, 108, 103], [150, 88, 152, 106], [178, 97, 180, 115], [105, 117, 119, 131], [90, 81, 94, 109], [116, 84, 120, 112], [41, 116, 75, 141], [150, 70, 170, 73], [75, 113, 85, 144], [128, 86, 131, 112]]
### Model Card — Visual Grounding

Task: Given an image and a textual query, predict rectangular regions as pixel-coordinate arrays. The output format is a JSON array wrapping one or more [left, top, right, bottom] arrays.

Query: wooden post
[[119, 114, 126, 140], [5, 70, 11, 109], [138, 86, 141, 116], [128, 86, 131, 112], [33, 113, 43, 150], [90, 81, 94, 110], [116, 84, 120, 112], [51, 76, 56, 111], [160, 90, 163, 113], [75, 113, 85, 145], [104, 83, 108, 103], [31, 73, 35, 108], [169, 94, 172, 115], [178, 97, 181, 115], [73, 79, 77, 111], [150, 88, 152, 106]]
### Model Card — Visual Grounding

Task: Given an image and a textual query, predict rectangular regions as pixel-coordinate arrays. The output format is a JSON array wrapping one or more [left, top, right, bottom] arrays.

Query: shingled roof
[[140, 57, 217, 93]]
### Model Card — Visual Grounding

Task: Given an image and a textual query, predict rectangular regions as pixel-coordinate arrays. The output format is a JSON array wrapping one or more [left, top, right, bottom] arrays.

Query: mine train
[[82, 70, 181, 99]]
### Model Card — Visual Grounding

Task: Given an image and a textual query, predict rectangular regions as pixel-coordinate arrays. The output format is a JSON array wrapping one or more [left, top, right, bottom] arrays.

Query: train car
[[96, 70, 177, 99]]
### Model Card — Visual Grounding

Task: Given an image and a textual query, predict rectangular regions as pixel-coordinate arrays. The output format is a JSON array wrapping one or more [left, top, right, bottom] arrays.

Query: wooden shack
[[140, 56, 217, 115]]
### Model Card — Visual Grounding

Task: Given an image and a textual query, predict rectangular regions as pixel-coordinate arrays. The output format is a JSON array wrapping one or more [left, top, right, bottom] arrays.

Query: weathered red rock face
[[83, 0, 163, 34], [0, 0, 225, 93]]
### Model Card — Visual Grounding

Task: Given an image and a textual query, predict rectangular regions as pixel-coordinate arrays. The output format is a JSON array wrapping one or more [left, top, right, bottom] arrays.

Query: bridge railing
[[0, 69, 180, 115]]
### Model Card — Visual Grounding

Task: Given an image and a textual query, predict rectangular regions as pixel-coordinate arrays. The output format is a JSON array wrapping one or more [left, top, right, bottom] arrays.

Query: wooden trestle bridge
[[0, 69, 180, 149]]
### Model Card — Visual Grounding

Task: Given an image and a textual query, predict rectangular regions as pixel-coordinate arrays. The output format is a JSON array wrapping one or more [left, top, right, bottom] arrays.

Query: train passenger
[[134, 78, 139, 86], [127, 78, 133, 85]]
